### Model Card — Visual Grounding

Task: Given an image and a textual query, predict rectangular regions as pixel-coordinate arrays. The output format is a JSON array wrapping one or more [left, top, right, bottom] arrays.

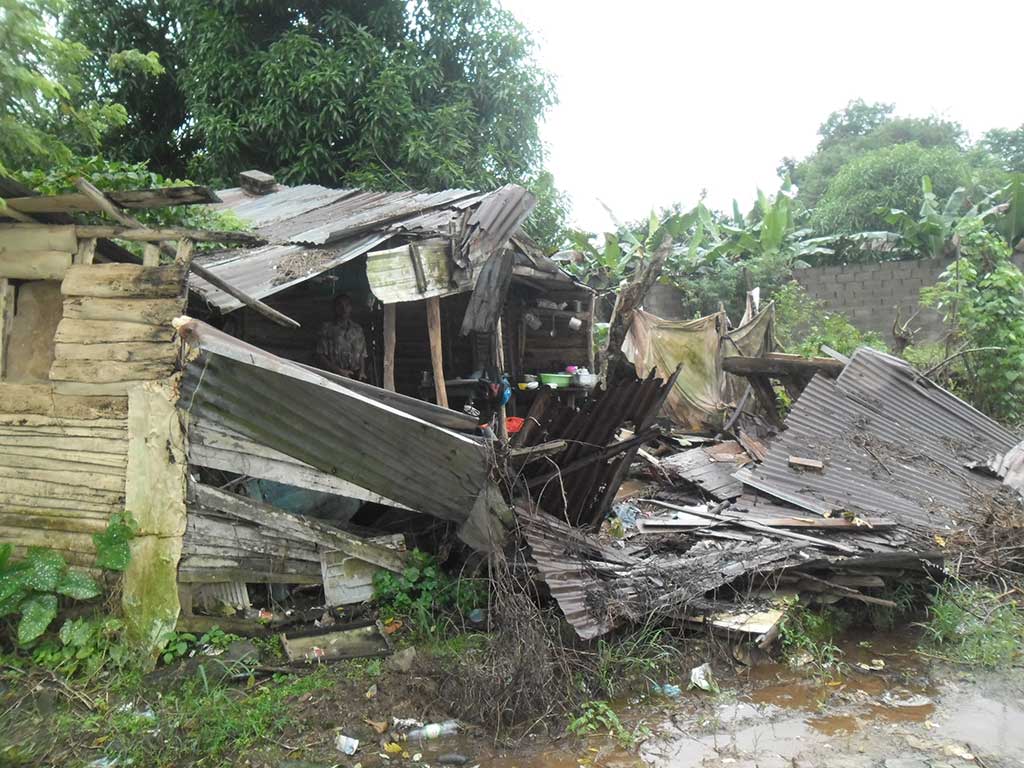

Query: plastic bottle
[[407, 720, 459, 740]]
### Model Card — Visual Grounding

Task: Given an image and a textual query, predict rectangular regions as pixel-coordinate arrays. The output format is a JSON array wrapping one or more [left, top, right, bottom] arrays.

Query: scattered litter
[[335, 733, 360, 755], [613, 501, 640, 528], [688, 663, 719, 693], [942, 743, 975, 760], [364, 718, 389, 734], [439, 755, 471, 766], [651, 682, 681, 698], [384, 741, 404, 754], [407, 720, 459, 740], [392, 717, 423, 731], [881, 691, 932, 708], [365, 683, 377, 699], [856, 659, 886, 671], [281, 621, 390, 663]]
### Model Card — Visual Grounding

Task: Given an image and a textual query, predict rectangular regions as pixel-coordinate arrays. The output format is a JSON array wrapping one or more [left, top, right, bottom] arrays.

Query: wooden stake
[[0, 279, 13, 378], [74, 237, 97, 265], [382, 303, 396, 392], [495, 318, 508, 442], [425, 296, 448, 408]]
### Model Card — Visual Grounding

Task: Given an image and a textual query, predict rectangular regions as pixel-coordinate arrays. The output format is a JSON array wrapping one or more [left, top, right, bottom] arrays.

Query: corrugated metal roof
[[736, 348, 1019, 531], [176, 318, 504, 550], [191, 182, 534, 312]]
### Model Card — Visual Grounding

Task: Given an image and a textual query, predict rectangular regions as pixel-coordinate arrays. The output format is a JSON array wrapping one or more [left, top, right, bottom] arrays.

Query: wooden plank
[[55, 341, 177, 363], [61, 263, 186, 298], [142, 243, 161, 267], [0, 450, 126, 475], [4, 186, 218, 214], [0, 224, 77, 253], [191, 482, 406, 573], [51, 381, 147, 396], [722, 355, 845, 379], [174, 238, 194, 266], [0, 278, 13, 377], [425, 296, 448, 408], [0, 413, 126, 428], [788, 455, 825, 470], [0, 464, 125, 493], [63, 296, 184, 324], [0, 251, 72, 280], [0, 493, 121, 515], [0, 475, 123, 504], [382, 302, 396, 391], [0, 422, 126, 438], [73, 237, 96, 265], [366, 239, 457, 303], [50, 358, 173, 383], [0, 222, 262, 245], [0, 433, 127, 453], [55, 318, 174, 344], [0, 382, 127, 418], [281, 622, 390, 663]]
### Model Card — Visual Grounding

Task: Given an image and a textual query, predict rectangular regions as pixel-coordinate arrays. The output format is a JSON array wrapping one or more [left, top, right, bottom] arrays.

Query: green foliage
[[921, 214, 1024, 423], [982, 124, 1024, 173], [810, 143, 979, 236], [92, 510, 138, 572], [0, 0, 166, 173], [0, 546, 100, 645], [567, 700, 639, 748], [372, 549, 487, 638], [920, 581, 1023, 667], [593, 625, 679, 699], [779, 600, 848, 673], [772, 281, 885, 357], [159, 630, 197, 665], [32, 616, 129, 679]]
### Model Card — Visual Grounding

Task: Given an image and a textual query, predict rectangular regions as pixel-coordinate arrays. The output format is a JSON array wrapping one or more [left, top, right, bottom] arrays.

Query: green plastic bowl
[[539, 373, 573, 388]]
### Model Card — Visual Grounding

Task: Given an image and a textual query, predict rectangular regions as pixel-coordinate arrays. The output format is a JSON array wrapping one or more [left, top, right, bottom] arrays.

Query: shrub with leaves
[[92, 510, 138, 572], [32, 616, 130, 679], [0, 545, 101, 645], [372, 549, 487, 635], [773, 281, 886, 357]]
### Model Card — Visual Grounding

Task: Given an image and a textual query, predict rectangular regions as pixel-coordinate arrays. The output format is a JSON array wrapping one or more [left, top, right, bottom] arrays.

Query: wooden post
[[382, 303, 396, 392], [142, 243, 161, 266], [174, 238, 195, 267], [425, 296, 448, 408], [0, 279, 13, 378], [495, 318, 508, 442], [73, 237, 97, 265]]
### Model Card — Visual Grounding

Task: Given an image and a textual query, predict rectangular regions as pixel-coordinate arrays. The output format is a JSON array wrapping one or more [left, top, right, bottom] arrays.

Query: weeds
[[568, 700, 645, 748], [593, 624, 680, 699], [779, 600, 848, 674], [919, 580, 1023, 667]]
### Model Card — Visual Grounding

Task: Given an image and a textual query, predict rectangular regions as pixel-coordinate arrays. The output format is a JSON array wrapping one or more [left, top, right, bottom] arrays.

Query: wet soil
[[254, 630, 1024, 768]]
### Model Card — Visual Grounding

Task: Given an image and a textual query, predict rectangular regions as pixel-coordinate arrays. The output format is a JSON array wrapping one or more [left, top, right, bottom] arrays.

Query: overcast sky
[[500, 0, 1024, 233]]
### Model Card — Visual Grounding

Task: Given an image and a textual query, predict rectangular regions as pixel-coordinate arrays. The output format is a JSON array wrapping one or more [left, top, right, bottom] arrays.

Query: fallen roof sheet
[[660, 442, 749, 500], [736, 348, 1019, 532], [175, 318, 507, 551], [191, 183, 535, 312]]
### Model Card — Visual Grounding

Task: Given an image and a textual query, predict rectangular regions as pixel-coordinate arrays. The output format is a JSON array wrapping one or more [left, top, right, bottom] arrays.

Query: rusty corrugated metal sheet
[[736, 348, 1018, 531], [190, 183, 534, 312], [176, 319, 507, 550]]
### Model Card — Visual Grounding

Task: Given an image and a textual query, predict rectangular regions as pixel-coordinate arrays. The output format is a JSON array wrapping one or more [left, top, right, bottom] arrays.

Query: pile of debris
[[518, 346, 1024, 644]]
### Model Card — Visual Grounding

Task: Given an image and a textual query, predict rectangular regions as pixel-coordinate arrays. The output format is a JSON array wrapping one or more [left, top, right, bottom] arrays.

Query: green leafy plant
[[371, 549, 487, 638], [779, 600, 849, 673], [160, 630, 198, 665], [197, 626, 240, 653], [593, 625, 678, 699], [32, 616, 129, 679], [773, 281, 886, 357], [0, 545, 101, 645], [920, 581, 1023, 667], [567, 700, 639, 748], [91, 510, 138, 571]]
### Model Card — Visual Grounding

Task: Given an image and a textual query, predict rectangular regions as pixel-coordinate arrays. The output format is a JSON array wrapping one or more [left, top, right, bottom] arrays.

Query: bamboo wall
[[0, 239, 185, 566]]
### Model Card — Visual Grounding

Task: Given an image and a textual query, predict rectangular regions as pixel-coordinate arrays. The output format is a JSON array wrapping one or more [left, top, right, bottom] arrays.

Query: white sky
[[500, 0, 1024, 233]]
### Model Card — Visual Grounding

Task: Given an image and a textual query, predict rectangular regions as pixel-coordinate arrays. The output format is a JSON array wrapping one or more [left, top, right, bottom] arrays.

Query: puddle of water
[[808, 713, 859, 735], [937, 689, 1024, 758]]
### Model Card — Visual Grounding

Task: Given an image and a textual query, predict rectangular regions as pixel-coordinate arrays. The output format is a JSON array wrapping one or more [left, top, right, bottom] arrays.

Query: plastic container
[[505, 416, 525, 434], [574, 372, 598, 388], [407, 720, 459, 741], [539, 373, 572, 388]]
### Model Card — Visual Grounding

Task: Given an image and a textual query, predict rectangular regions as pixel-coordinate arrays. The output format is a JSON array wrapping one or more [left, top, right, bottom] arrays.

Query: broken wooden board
[[788, 456, 825, 470], [0, 251, 72, 280], [3, 186, 220, 214], [321, 533, 405, 606], [281, 621, 391, 663], [61, 263, 186, 298]]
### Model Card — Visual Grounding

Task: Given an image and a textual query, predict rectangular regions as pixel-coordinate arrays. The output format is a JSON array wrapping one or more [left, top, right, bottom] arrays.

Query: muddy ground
[[4, 628, 1023, 767]]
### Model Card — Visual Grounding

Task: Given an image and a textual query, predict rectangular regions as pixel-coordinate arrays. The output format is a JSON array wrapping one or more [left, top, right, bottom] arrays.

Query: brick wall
[[794, 253, 1024, 344]]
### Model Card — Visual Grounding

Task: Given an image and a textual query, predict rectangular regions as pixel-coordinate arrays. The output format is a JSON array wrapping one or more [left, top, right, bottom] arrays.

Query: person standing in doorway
[[315, 293, 367, 380]]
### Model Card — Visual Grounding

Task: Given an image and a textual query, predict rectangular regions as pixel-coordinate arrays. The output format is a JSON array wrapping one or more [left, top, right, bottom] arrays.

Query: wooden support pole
[[495, 317, 508, 442], [0, 278, 13, 378], [74, 237, 97, 265], [382, 303, 396, 392], [190, 262, 300, 329], [425, 296, 448, 408], [174, 238, 194, 267], [142, 243, 161, 266]]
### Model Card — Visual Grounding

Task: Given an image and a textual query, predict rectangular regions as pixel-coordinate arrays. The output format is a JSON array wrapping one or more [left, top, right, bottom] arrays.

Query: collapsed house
[[2, 172, 1020, 653]]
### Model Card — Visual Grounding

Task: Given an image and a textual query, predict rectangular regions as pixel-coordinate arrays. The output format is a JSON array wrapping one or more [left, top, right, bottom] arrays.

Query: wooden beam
[[63, 296, 184, 324], [382, 302, 396, 391], [425, 296, 448, 408], [722, 354, 845, 379], [61, 263, 186, 298], [4, 186, 219, 214], [72, 180, 295, 329], [190, 262, 300, 329], [0, 251, 71, 280], [190, 482, 406, 573], [0, 222, 263, 246]]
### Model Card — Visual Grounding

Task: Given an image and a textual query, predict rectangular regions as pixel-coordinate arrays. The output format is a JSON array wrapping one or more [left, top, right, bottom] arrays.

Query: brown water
[[409, 632, 1024, 768]]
